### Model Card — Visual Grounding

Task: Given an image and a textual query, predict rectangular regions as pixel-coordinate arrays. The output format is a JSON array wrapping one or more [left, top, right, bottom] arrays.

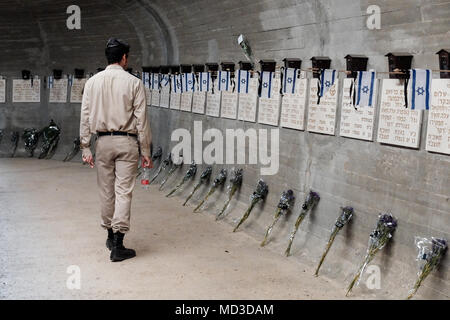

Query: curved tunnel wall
[[0, 0, 449, 298]]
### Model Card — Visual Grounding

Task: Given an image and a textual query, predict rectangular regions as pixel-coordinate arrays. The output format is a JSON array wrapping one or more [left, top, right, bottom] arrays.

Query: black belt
[[97, 131, 137, 138]]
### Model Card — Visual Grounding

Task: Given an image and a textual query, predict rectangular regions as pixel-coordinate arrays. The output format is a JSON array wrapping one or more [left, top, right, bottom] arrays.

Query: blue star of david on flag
[[409, 69, 431, 110], [199, 72, 210, 92], [218, 71, 230, 91], [356, 71, 376, 107], [319, 69, 336, 98], [283, 68, 298, 94], [237, 70, 250, 94], [184, 73, 195, 92], [260, 71, 273, 98]]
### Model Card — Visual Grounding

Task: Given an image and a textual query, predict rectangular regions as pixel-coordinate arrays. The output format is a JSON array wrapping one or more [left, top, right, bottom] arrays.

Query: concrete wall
[[0, 0, 449, 299]]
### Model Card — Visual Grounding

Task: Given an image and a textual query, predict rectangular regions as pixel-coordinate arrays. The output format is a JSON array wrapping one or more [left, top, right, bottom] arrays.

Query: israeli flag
[[237, 70, 250, 94], [142, 72, 150, 88], [409, 69, 431, 110], [151, 73, 160, 90], [260, 71, 273, 98], [161, 74, 170, 88], [47, 76, 54, 89], [319, 69, 337, 97], [184, 73, 195, 92], [218, 71, 230, 91], [199, 72, 210, 92], [355, 71, 376, 107], [283, 68, 298, 94], [172, 74, 182, 93], [68, 74, 73, 87]]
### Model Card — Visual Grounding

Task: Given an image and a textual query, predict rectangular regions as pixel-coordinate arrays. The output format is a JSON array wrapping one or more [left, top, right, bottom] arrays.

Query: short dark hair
[[105, 38, 130, 64]]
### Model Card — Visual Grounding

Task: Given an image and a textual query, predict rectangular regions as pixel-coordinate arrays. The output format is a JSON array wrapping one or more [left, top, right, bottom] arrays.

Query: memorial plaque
[[339, 78, 377, 141], [377, 79, 422, 148], [426, 79, 450, 155], [307, 78, 338, 135], [159, 75, 170, 108], [13, 79, 41, 103], [206, 79, 221, 117], [0, 79, 5, 103], [151, 89, 160, 107], [145, 87, 151, 106], [49, 79, 68, 103], [170, 92, 181, 110], [258, 76, 281, 126], [237, 77, 258, 122], [221, 89, 238, 119], [192, 91, 206, 114], [70, 78, 86, 103], [180, 92, 193, 112], [280, 75, 308, 130]]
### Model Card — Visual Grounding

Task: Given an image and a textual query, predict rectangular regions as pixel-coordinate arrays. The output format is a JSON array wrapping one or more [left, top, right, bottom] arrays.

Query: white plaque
[[339, 78, 377, 141], [221, 90, 238, 119], [151, 89, 160, 107], [160, 87, 170, 108], [49, 79, 68, 103], [180, 92, 193, 112], [70, 78, 87, 103], [0, 79, 5, 103], [307, 78, 338, 135], [192, 91, 206, 114], [280, 77, 308, 130], [426, 79, 450, 155], [145, 87, 152, 106], [13, 79, 41, 103], [377, 79, 422, 148], [237, 77, 258, 122], [206, 79, 221, 117], [258, 77, 281, 126], [170, 92, 181, 110]]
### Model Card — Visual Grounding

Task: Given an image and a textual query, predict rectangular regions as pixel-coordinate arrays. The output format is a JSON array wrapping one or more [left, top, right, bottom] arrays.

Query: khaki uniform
[[80, 64, 151, 233]]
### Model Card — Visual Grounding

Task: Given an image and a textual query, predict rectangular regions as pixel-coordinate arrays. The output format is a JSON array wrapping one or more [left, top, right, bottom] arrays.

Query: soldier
[[80, 38, 153, 262]]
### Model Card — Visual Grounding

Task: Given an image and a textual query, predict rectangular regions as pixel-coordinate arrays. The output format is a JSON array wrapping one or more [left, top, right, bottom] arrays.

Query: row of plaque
[[0, 78, 86, 104], [146, 74, 450, 156]]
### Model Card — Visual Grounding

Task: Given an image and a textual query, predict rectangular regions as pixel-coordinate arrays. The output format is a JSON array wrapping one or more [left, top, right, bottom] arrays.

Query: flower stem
[[233, 199, 258, 232], [216, 186, 238, 220], [261, 208, 282, 247], [315, 227, 340, 276], [193, 186, 216, 212]]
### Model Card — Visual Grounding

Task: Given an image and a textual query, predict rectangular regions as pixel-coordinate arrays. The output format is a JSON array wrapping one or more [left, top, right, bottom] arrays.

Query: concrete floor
[[1, 158, 375, 299]]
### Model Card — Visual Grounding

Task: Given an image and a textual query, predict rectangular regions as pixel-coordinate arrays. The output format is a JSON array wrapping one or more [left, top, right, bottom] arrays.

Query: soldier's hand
[[82, 148, 95, 168], [142, 155, 153, 168]]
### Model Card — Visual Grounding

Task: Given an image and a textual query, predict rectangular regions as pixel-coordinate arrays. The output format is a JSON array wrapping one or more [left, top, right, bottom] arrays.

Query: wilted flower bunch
[[285, 190, 320, 257], [315, 206, 354, 276], [261, 189, 295, 247], [194, 169, 228, 212], [63, 137, 80, 162], [151, 146, 163, 161], [159, 154, 183, 190], [216, 168, 243, 220], [346, 213, 397, 296], [233, 179, 268, 232], [149, 152, 172, 184], [166, 162, 197, 197], [22, 128, 40, 157], [407, 237, 447, 299], [183, 166, 212, 206], [38, 119, 61, 159]]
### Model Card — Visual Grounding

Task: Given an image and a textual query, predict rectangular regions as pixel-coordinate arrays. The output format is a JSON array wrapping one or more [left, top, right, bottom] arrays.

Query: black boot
[[106, 228, 114, 250], [110, 231, 136, 262]]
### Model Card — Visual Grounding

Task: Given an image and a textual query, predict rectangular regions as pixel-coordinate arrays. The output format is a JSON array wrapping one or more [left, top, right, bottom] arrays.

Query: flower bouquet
[[346, 213, 397, 296], [314, 206, 353, 276], [193, 169, 227, 212], [407, 237, 447, 299], [216, 168, 243, 220], [166, 162, 197, 197], [183, 166, 212, 206], [285, 190, 320, 257], [261, 189, 295, 246], [233, 179, 268, 232]]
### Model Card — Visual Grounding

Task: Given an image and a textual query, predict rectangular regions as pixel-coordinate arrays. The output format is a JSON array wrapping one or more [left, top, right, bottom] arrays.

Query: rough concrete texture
[[0, 0, 449, 299]]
